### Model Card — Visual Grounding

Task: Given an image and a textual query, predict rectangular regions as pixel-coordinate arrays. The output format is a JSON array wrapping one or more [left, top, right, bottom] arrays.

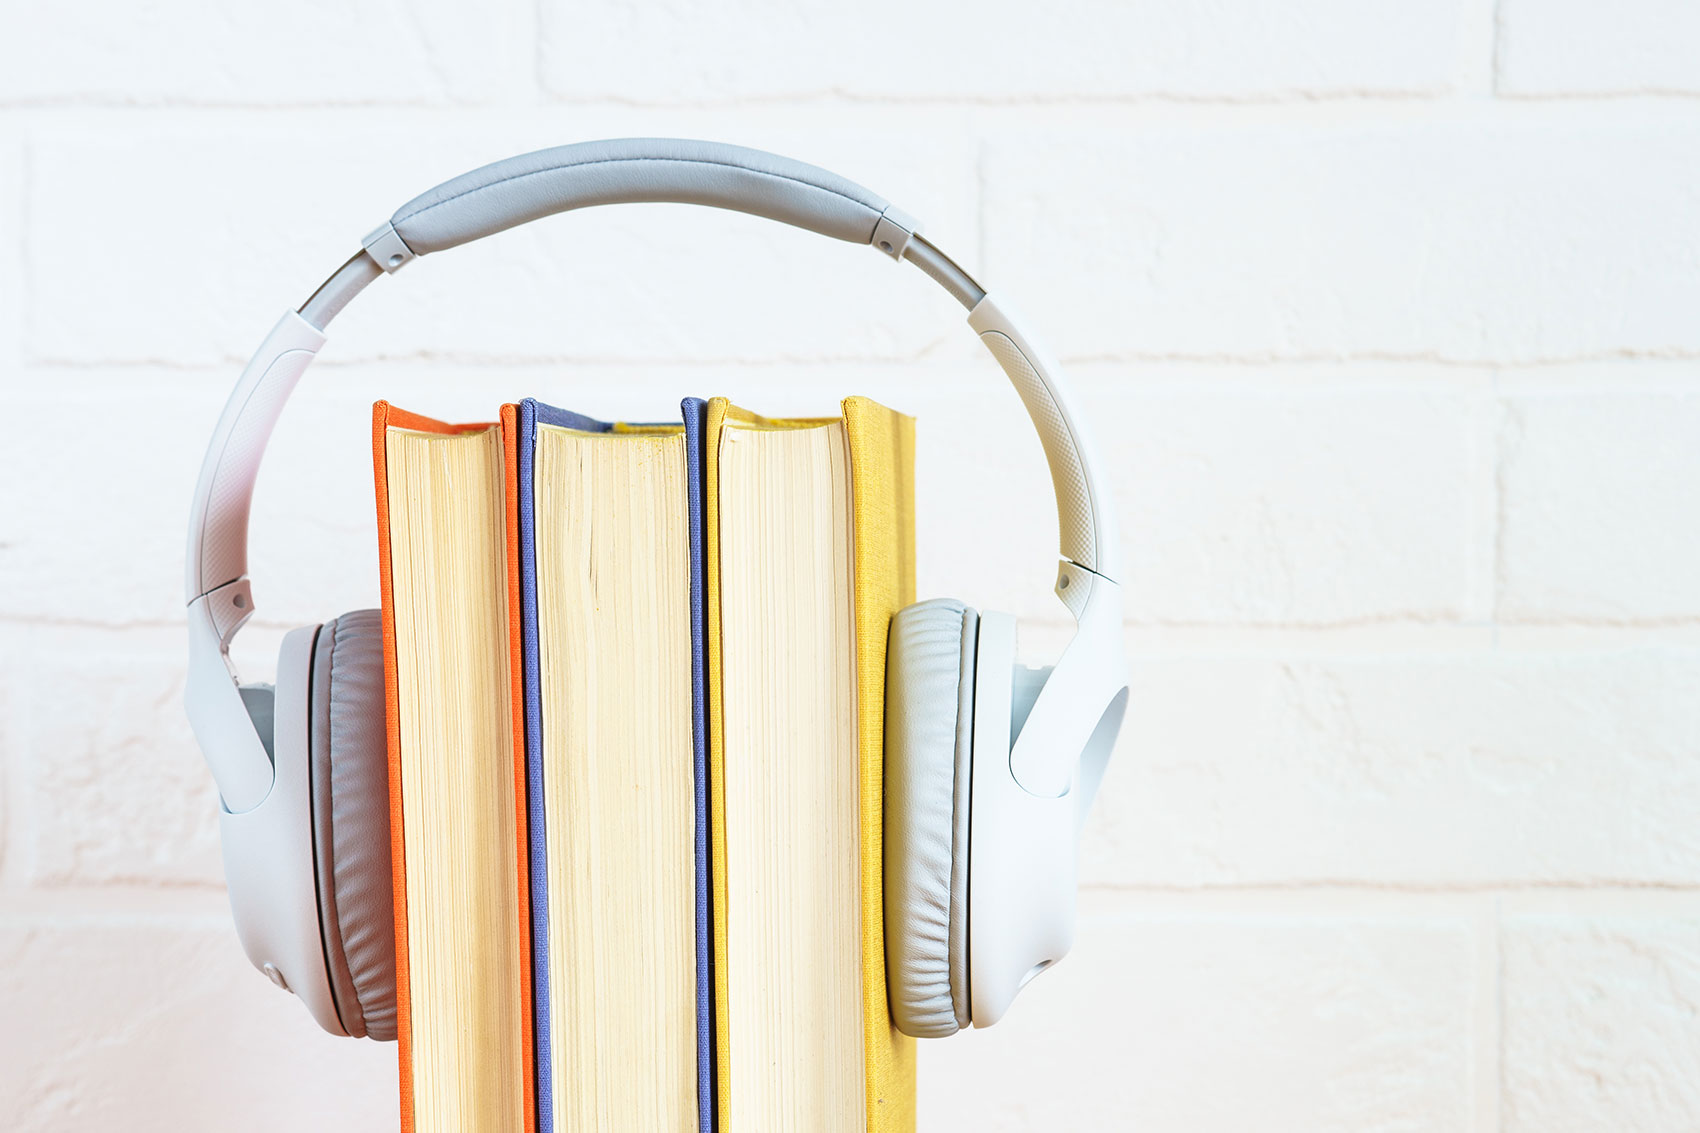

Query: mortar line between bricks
[[484, 88, 1700, 108], [0, 886, 234, 920], [0, 700, 11, 893], [11, 87, 1700, 113], [1492, 394, 1515, 629], [1480, 374, 1501, 639], [974, 136, 988, 289], [532, 90, 1479, 109], [1487, 350, 1503, 663], [24, 350, 1700, 373], [530, 0, 547, 103], [8, 619, 35, 889], [1490, 0, 1509, 100], [1487, 893, 1504, 1133], [0, 90, 1502, 114], [1, 133, 19, 377], [14, 136, 30, 379], [1456, 0, 1501, 101], [1500, 89, 1700, 104], [12, 94, 1700, 134], [1082, 881, 1700, 895]]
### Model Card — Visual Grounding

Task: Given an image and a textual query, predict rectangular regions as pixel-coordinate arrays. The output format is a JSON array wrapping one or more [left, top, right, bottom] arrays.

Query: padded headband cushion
[[309, 610, 396, 1041], [389, 137, 892, 256], [884, 598, 978, 1038]]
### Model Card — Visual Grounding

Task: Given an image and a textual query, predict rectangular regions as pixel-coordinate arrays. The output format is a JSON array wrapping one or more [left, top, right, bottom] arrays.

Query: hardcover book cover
[[511, 399, 712, 1132], [699, 396, 918, 1132], [374, 401, 535, 1133]]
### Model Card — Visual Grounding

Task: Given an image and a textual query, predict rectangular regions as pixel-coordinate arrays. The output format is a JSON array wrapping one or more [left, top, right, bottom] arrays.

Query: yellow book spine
[[706, 397, 918, 1132], [701, 397, 735, 1121], [842, 397, 919, 1133]]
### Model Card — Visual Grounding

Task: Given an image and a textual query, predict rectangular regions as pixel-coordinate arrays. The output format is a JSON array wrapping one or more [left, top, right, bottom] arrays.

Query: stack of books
[[370, 393, 919, 1132]]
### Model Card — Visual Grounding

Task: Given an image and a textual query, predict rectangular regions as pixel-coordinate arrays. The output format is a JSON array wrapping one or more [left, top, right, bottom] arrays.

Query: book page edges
[[706, 397, 916, 1132], [371, 401, 517, 1133]]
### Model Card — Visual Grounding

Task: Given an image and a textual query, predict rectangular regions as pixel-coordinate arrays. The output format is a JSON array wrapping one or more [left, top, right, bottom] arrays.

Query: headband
[[186, 138, 1122, 813]]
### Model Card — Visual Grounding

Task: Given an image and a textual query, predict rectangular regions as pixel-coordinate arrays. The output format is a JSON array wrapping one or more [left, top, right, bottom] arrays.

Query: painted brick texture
[[2, 2, 1696, 1129]]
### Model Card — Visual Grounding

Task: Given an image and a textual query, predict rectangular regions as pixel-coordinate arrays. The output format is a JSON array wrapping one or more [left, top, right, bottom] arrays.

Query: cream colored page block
[[386, 426, 527, 1133], [719, 422, 865, 1132], [535, 427, 698, 1131]]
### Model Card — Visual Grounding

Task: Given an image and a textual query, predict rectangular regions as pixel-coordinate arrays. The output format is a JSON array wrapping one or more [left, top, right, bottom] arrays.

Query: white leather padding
[[884, 598, 978, 1038], [309, 610, 396, 1041], [390, 138, 894, 256]]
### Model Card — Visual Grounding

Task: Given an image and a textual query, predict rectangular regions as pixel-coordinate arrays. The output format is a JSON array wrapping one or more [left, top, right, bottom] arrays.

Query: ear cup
[[884, 598, 978, 1038], [308, 610, 397, 1040]]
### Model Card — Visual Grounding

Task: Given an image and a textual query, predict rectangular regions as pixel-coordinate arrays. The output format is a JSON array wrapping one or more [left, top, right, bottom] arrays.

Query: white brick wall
[[1501, 903, 1700, 1131], [2, 2, 1697, 1129]]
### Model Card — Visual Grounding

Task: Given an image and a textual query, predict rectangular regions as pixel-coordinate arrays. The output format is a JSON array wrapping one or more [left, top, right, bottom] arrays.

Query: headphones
[[185, 138, 1128, 1044]]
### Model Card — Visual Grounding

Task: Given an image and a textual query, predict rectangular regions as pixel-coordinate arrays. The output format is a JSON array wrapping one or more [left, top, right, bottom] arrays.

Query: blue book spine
[[681, 397, 716, 1133], [517, 399, 612, 1133]]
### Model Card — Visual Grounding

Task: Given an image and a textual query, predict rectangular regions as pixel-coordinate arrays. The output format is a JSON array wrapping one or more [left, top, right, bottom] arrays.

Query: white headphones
[[185, 139, 1128, 1044]]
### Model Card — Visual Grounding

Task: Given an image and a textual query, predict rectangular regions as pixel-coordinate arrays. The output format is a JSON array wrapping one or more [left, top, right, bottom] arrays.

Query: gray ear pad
[[884, 598, 978, 1038], [309, 610, 397, 1041]]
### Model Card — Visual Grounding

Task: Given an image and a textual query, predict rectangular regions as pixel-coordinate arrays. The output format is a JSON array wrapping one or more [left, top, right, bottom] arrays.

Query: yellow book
[[704, 397, 918, 1133]]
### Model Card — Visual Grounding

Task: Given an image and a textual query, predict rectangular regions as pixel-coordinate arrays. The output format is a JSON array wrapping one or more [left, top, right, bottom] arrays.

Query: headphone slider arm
[[205, 577, 256, 648]]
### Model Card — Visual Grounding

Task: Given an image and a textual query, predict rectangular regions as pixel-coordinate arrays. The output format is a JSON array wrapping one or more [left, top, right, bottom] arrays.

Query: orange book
[[373, 402, 535, 1133]]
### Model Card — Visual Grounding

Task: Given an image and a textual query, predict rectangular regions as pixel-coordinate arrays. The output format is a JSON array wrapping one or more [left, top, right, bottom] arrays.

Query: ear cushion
[[309, 609, 397, 1041], [884, 598, 978, 1038]]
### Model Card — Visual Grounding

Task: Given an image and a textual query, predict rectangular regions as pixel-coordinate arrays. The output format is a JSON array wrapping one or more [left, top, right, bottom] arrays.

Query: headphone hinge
[[872, 207, 918, 261], [361, 222, 416, 273]]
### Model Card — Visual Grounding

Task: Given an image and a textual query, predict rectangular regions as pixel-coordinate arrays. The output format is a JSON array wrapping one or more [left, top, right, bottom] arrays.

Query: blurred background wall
[[3, 1, 1700, 1129]]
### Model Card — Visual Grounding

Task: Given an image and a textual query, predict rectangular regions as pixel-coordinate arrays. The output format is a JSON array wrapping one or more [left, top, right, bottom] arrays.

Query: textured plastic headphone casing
[[966, 612, 1077, 1028], [967, 575, 1127, 1028], [218, 623, 348, 1036]]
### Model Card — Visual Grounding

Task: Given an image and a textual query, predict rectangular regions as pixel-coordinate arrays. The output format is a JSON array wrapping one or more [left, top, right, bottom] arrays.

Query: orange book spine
[[499, 404, 540, 1133], [372, 401, 533, 1132], [370, 401, 414, 1133]]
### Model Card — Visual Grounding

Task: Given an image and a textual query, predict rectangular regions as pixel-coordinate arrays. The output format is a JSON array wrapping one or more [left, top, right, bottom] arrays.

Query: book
[[372, 403, 535, 1133], [376, 392, 916, 1133], [508, 399, 709, 1133], [840, 397, 921, 1133], [700, 397, 919, 1133]]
